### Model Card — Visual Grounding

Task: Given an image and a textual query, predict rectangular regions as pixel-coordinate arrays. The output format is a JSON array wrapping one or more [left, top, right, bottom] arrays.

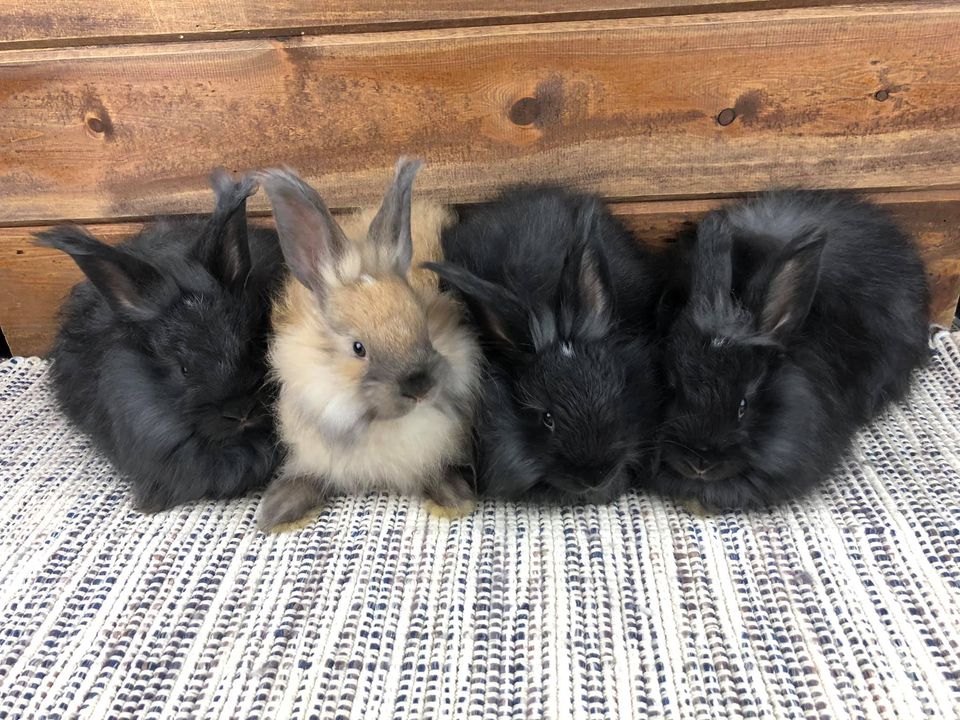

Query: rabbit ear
[[195, 168, 256, 291], [423, 261, 531, 352], [35, 226, 176, 320], [760, 230, 826, 340], [366, 158, 422, 275], [259, 168, 349, 301], [691, 212, 734, 309], [557, 209, 614, 340]]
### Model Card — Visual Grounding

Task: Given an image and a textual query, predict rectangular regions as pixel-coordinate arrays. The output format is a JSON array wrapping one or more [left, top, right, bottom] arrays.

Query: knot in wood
[[509, 97, 541, 126]]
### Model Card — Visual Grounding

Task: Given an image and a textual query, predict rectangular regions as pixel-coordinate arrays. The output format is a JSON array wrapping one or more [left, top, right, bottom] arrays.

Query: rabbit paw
[[256, 474, 326, 533], [681, 498, 712, 517], [424, 498, 476, 520], [267, 511, 322, 535], [424, 466, 477, 520]]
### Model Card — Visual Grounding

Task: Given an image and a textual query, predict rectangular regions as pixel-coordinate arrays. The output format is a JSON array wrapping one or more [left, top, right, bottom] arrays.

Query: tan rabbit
[[256, 159, 481, 531]]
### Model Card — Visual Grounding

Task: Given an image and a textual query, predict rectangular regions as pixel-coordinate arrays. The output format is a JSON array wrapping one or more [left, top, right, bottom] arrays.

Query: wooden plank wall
[[0, 1, 958, 355]]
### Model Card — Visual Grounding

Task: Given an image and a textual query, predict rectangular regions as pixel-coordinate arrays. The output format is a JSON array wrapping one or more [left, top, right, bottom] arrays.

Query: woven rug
[[1, 335, 958, 720]]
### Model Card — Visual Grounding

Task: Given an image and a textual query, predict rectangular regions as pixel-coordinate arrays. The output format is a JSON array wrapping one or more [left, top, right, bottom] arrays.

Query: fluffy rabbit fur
[[39, 170, 284, 512], [654, 190, 930, 509], [256, 160, 480, 531], [426, 186, 664, 504]]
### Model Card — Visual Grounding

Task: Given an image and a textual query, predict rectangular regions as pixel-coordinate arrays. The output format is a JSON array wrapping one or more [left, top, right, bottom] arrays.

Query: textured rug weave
[[1, 335, 959, 720]]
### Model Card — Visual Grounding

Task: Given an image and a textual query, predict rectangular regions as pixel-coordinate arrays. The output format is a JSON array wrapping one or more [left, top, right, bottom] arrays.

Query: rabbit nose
[[222, 396, 257, 423], [672, 454, 712, 480], [399, 369, 434, 401]]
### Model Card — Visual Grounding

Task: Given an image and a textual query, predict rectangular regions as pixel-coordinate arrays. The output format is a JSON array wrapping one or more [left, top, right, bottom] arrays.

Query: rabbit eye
[[542, 411, 555, 431], [738, 397, 747, 420], [180, 364, 189, 376], [352, 341, 366, 358]]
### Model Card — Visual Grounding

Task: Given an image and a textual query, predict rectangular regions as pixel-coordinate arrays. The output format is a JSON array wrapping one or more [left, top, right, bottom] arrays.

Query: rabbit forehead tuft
[[162, 293, 259, 362], [330, 276, 429, 352], [666, 322, 768, 409], [688, 292, 753, 336], [521, 344, 626, 423]]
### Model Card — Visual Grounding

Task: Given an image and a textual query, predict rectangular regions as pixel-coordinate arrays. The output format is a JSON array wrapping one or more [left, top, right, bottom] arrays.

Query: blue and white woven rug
[[1, 333, 958, 719]]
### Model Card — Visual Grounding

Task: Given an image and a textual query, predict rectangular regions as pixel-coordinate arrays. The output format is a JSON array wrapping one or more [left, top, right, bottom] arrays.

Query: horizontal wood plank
[[2, 190, 956, 357], [1, 4, 959, 226], [0, 1, 890, 49]]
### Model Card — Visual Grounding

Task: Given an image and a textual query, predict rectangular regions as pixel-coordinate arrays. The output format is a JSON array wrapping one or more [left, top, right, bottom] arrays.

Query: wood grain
[[0, 0, 894, 49], [3, 190, 956, 357], [1, 4, 959, 226]]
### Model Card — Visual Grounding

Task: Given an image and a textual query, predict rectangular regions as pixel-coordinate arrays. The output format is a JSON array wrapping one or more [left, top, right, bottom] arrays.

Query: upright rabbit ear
[[259, 168, 349, 302], [760, 230, 825, 341], [557, 203, 614, 340], [366, 158, 422, 275], [35, 226, 176, 320], [690, 212, 734, 309], [194, 168, 256, 291], [423, 261, 531, 353]]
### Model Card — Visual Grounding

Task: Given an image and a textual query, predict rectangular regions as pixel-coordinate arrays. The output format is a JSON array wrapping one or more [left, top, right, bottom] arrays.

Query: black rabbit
[[426, 186, 665, 504], [39, 170, 284, 512], [653, 190, 930, 510]]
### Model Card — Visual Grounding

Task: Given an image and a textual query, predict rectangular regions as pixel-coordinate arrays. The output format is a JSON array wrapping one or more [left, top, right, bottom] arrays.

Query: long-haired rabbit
[[256, 159, 480, 531], [425, 186, 664, 504], [654, 190, 930, 510], [39, 170, 284, 512]]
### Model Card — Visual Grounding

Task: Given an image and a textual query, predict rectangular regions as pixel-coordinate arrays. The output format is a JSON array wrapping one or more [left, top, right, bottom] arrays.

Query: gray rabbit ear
[[557, 223, 614, 341], [35, 226, 176, 320], [691, 212, 734, 310], [195, 168, 256, 291], [423, 261, 532, 353], [366, 158, 422, 275], [760, 230, 826, 340], [259, 168, 349, 302]]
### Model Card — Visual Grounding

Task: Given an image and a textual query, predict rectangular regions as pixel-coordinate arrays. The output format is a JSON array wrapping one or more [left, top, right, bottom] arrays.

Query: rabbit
[[652, 189, 930, 510], [424, 186, 666, 504], [255, 159, 481, 532], [38, 169, 284, 512]]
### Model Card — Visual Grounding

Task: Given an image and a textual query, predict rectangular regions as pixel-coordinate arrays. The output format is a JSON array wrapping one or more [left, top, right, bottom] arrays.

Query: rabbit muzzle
[[663, 445, 746, 483]]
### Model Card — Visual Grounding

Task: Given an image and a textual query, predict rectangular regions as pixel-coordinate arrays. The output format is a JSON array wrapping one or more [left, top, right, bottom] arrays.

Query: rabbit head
[[38, 170, 277, 450], [658, 211, 827, 502], [428, 211, 653, 502], [261, 160, 456, 433]]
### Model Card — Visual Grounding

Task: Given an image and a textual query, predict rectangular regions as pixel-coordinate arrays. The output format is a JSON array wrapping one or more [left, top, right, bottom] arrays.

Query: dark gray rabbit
[[654, 190, 930, 510], [425, 186, 665, 504], [38, 170, 284, 512]]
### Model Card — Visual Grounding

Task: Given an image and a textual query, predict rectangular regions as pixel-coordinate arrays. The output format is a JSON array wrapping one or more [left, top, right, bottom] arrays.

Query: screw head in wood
[[717, 108, 736, 126]]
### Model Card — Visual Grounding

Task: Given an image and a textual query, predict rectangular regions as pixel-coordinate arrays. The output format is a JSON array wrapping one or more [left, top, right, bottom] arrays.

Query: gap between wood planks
[[0, 0, 914, 51], [0, 187, 956, 231]]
